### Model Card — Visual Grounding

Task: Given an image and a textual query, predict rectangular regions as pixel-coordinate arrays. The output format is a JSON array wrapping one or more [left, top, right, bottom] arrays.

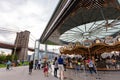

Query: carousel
[[56, 0, 120, 70], [40, 0, 120, 70], [59, 36, 120, 70]]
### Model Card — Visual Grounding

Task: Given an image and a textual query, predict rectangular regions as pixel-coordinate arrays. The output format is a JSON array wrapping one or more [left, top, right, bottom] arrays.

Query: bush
[[0, 54, 6, 63]]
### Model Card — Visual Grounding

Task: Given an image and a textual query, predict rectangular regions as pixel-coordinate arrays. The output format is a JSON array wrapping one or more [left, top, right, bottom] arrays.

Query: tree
[[0, 53, 6, 63], [6, 55, 12, 61]]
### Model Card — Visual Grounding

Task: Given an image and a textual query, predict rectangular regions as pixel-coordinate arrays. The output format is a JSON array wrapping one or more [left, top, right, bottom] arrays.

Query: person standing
[[54, 57, 58, 78], [34, 60, 38, 70], [29, 61, 33, 75], [37, 59, 41, 70], [63, 59, 67, 71], [58, 55, 64, 80], [88, 59, 96, 74]]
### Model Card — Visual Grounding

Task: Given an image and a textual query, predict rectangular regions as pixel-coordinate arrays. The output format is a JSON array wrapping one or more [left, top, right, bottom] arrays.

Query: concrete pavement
[[0, 66, 120, 80], [65, 69, 120, 80], [0, 66, 58, 80]]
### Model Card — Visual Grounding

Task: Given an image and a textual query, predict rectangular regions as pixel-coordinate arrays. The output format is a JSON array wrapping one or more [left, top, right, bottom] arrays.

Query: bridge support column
[[44, 44, 48, 59], [12, 30, 30, 60], [33, 40, 40, 67], [34, 40, 40, 60]]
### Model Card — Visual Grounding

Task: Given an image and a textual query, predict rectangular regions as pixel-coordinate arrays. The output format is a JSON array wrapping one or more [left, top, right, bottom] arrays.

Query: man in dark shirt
[[58, 55, 64, 80]]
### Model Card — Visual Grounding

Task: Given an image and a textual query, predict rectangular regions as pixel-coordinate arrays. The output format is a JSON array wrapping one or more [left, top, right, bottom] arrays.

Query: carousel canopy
[[40, 0, 120, 45], [60, 36, 120, 55]]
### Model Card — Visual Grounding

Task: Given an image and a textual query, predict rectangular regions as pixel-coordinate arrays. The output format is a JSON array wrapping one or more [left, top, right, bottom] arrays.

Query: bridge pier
[[12, 30, 30, 60]]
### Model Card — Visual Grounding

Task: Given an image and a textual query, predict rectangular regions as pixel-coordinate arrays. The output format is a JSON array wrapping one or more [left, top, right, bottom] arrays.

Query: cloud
[[0, 0, 59, 49]]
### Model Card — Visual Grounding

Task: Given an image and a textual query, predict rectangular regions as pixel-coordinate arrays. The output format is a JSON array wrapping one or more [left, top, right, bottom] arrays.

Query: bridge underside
[[40, 0, 120, 45]]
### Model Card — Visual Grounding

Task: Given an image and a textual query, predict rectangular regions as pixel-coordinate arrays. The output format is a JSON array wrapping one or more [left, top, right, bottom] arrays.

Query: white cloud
[[0, 0, 59, 49]]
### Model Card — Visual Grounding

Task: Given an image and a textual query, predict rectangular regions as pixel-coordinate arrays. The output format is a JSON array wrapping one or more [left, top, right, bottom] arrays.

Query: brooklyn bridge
[[0, 30, 34, 60]]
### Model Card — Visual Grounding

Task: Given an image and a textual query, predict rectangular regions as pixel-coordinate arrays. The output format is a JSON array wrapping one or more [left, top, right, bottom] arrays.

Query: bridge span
[[0, 42, 34, 52]]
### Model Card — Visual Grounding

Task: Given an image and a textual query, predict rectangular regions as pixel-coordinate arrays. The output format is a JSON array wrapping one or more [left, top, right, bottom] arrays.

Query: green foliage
[[19, 61, 29, 66], [12, 54, 18, 61], [0, 51, 13, 63], [24, 61, 29, 65], [0, 64, 6, 68], [0, 54, 13, 63], [0, 53, 6, 62], [14, 54, 18, 60], [6, 55, 12, 61], [0, 52, 28, 68]]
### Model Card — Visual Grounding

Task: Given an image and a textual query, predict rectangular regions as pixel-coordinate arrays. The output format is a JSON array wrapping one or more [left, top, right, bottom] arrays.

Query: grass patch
[[19, 61, 29, 66], [0, 64, 6, 68], [0, 61, 29, 68]]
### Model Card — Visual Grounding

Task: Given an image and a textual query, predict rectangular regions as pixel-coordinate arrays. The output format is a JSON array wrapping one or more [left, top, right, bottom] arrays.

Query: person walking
[[29, 61, 33, 75], [43, 63, 49, 77], [58, 55, 64, 80], [6, 60, 11, 70], [53, 57, 58, 78]]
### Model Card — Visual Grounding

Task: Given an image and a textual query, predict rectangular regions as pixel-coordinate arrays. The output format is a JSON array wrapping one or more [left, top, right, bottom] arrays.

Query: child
[[43, 63, 48, 77]]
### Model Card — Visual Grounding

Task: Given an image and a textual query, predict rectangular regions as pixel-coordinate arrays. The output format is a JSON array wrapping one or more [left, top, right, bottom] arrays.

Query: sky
[[0, 0, 60, 54]]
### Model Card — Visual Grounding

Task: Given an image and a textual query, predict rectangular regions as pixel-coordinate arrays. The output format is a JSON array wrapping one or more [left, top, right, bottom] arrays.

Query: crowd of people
[[27, 55, 99, 80], [28, 55, 65, 80], [6, 53, 120, 80], [63, 56, 97, 74]]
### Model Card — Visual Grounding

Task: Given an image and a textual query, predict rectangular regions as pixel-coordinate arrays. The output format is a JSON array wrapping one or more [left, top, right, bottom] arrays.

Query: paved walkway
[[65, 69, 120, 80], [0, 66, 120, 80], [0, 66, 58, 80]]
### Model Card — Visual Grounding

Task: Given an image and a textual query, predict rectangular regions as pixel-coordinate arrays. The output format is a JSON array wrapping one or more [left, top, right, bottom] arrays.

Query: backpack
[[58, 58, 63, 64]]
